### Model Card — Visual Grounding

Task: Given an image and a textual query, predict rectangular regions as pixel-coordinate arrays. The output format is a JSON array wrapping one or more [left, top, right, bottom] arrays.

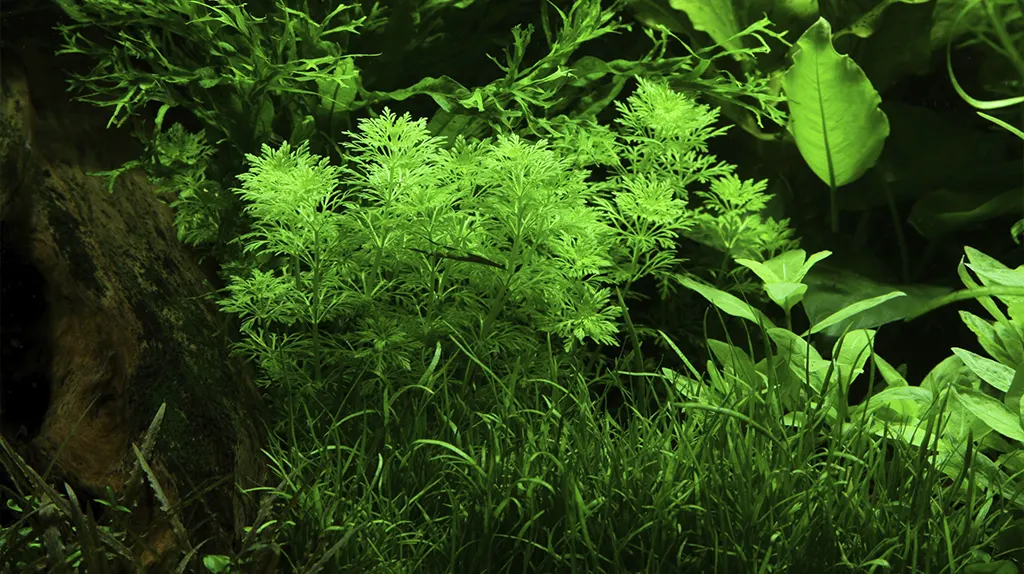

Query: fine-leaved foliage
[[218, 79, 796, 402]]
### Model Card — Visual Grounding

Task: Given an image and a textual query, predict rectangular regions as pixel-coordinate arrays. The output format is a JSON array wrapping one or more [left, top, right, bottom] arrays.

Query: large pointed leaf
[[678, 276, 776, 329], [802, 264, 950, 338], [955, 387, 1024, 442], [951, 347, 1015, 393], [668, 0, 743, 53], [781, 18, 890, 188], [806, 291, 906, 337]]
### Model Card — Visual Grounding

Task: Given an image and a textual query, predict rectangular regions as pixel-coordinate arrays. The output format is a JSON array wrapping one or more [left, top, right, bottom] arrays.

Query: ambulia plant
[[216, 108, 624, 398], [215, 78, 796, 400], [548, 77, 798, 299]]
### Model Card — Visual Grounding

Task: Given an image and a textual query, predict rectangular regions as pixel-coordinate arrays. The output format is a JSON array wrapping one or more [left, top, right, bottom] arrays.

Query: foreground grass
[[223, 337, 1022, 574], [2, 336, 1022, 573]]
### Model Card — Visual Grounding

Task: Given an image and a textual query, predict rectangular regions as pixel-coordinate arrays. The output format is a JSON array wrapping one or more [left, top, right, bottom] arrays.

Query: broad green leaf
[[806, 291, 906, 336], [708, 339, 761, 393], [678, 276, 776, 329], [427, 111, 488, 148], [964, 246, 1024, 286], [1005, 363, 1023, 425], [862, 385, 933, 412], [781, 18, 890, 188], [254, 98, 275, 144], [367, 75, 486, 113], [957, 250, 1008, 324], [767, 328, 830, 394], [966, 265, 1024, 291], [951, 347, 1015, 392], [764, 282, 808, 313], [834, 0, 932, 40], [833, 329, 876, 389], [668, 0, 743, 54], [736, 250, 819, 312], [736, 249, 831, 284], [317, 57, 359, 115], [872, 353, 908, 387], [909, 188, 1024, 239], [735, 257, 783, 284], [631, 0, 696, 37], [660, 367, 705, 400], [933, 438, 1020, 508], [959, 310, 1018, 367], [963, 560, 1021, 574], [850, 385, 931, 423], [859, 417, 932, 448], [289, 114, 317, 145], [955, 387, 1024, 442]]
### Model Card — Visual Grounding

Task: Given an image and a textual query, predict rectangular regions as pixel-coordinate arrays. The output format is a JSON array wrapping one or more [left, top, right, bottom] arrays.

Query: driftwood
[[0, 21, 268, 567]]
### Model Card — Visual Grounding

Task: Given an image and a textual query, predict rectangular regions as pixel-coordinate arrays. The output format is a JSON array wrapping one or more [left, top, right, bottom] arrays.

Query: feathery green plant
[[216, 77, 796, 410]]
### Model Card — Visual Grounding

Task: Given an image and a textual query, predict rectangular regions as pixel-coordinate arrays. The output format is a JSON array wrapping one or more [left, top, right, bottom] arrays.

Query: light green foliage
[[217, 78, 796, 391], [781, 17, 890, 233], [736, 248, 831, 317], [599, 78, 797, 296], [158, 126, 233, 247], [218, 139, 354, 389]]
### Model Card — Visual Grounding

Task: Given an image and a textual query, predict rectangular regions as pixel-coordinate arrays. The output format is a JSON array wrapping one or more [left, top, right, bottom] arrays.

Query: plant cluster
[[3, 0, 1023, 572], [216, 79, 795, 410]]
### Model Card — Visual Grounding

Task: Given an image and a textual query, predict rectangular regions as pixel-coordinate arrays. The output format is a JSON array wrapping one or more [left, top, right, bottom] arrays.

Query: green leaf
[[802, 264, 947, 337], [834, 0, 932, 40], [367, 75, 486, 113], [872, 353, 908, 387], [668, 0, 744, 54], [317, 57, 359, 115], [806, 290, 906, 336], [852, 383, 932, 421], [909, 188, 1024, 239], [965, 246, 1024, 289], [254, 98, 275, 144], [764, 282, 808, 312], [203, 555, 232, 573], [1006, 363, 1024, 427], [977, 112, 1024, 141], [959, 310, 1017, 367], [952, 347, 1015, 392], [736, 249, 831, 284], [833, 329, 876, 389], [766, 327, 831, 394], [678, 276, 776, 329], [781, 17, 890, 188], [215, 41, 237, 55], [955, 387, 1024, 442], [963, 560, 1021, 574], [736, 249, 830, 312], [707, 339, 761, 394]]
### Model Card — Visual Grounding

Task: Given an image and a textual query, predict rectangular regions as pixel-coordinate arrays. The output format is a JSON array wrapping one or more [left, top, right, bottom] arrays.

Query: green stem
[[830, 186, 839, 235]]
